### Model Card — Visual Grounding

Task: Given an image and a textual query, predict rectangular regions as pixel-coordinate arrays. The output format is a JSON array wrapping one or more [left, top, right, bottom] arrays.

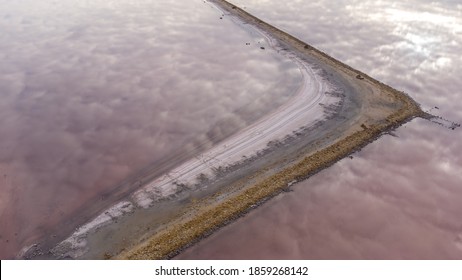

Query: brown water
[[178, 0, 462, 259], [0, 0, 302, 258]]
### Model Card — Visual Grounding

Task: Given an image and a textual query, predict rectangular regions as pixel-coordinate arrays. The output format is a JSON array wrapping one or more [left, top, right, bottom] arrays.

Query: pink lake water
[[178, 0, 462, 259], [0, 0, 302, 258]]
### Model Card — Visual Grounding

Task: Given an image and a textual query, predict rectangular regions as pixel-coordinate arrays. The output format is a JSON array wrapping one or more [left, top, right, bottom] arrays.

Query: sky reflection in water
[[178, 0, 462, 259], [0, 0, 302, 258]]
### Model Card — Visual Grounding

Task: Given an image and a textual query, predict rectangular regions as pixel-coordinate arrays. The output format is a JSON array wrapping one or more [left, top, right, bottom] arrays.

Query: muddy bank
[[117, 0, 424, 260]]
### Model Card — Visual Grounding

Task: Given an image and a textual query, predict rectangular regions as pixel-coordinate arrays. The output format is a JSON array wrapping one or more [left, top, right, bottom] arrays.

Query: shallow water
[[0, 0, 302, 258], [178, 0, 462, 259]]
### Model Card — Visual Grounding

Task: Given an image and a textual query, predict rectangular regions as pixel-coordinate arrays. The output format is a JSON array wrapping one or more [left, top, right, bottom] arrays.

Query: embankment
[[118, 0, 424, 259]]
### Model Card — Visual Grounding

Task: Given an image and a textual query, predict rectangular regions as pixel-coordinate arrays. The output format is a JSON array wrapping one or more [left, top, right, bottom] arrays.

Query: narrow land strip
[[118, 0, 425, 259]]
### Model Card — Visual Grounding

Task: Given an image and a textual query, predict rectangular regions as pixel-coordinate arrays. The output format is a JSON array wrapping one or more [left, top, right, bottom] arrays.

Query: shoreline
[[36, 0, 350, 259], [117, 0, 425, 260]]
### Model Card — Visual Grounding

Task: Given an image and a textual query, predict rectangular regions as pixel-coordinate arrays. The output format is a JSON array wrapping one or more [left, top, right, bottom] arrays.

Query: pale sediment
[[117, 0, 424, 260]]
